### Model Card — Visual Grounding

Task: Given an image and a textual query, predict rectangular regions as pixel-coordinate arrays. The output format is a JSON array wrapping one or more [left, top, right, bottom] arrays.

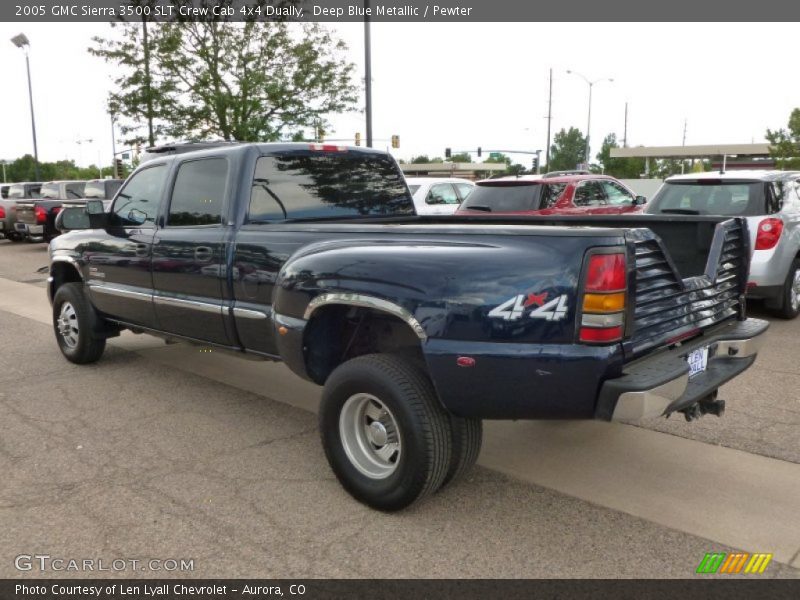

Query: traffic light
[[477, 147, 482, 157], [532, 156, 539, 172], [391, 135, 400, 149], [355, 132, 361, 146], [114, 158, 123, 178], [445, 147, 451, 159]]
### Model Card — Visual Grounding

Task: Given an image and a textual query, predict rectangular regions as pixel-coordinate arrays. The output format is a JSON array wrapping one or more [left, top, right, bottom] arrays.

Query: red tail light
[[580, 325, 624, 343], [34, 206, 47, 224], [754, 218, 783, 250], [0, 206, 5, 219], [585, 253, 626, 291], [580, 251, 627, 344], [309, 144, 347, 152]]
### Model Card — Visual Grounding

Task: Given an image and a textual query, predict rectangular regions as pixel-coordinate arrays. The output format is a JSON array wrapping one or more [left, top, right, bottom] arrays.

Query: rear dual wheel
[[319, 354, 481, 511]]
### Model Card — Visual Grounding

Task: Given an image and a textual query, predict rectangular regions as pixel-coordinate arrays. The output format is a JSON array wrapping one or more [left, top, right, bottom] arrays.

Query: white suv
[[646, 170, 800, 318], [405, 177, 474, 215]]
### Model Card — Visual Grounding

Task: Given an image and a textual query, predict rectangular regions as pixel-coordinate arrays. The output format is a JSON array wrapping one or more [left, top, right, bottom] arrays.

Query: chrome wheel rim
[[791, 268, 800, 312], [339, 393, 402, 479], [57, 302, 79, 348]]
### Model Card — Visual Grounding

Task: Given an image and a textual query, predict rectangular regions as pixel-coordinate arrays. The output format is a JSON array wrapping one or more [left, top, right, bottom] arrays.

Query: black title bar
[[2, 579, 800, 600], [3, 0, 800, 22]]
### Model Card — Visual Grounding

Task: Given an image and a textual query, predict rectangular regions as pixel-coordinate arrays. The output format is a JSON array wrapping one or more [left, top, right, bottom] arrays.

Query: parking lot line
[[1, 274, 799, 567]]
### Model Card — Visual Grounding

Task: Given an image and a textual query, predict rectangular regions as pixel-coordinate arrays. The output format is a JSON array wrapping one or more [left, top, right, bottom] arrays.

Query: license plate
[[14, 223, 28, 233], [687, 347, 709, 378], [28, 225, 43, 234]]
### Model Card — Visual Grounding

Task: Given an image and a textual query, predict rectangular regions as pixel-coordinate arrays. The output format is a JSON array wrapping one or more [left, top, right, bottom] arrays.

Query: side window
[[541, 183, 567, 208], [167, 158, 228, 226], [573, 181, 606, 207], [426, 183, 459, 205], [29, 185, 42, 199], [766, 182, 785, 214], [455, 183, 474, 201], [601, 181, 635, 205], [111, 165, 168, 227], [66, 183, 85, 199]]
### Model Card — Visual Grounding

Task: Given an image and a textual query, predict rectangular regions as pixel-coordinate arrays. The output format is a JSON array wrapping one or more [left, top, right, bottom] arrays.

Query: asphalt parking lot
[[1, 238, 799, 578]]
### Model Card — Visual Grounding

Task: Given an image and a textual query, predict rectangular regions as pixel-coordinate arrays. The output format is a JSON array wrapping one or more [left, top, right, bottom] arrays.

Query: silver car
[[646, 170, 800, 318]]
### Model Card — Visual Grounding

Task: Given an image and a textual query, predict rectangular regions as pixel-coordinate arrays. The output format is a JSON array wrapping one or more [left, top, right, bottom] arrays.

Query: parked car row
[[3, 157, 799, 322], [0, 178, 123, 243]]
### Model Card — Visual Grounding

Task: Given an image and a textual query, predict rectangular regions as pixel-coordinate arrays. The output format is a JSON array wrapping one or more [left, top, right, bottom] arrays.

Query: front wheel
[[319, 354, 453, 511], [769, 260, 800, 320], [52, 282, 107, 364]]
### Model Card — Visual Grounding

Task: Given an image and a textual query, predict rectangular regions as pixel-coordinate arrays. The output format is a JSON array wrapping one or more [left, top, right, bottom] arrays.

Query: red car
[[456, 170, 647, 216]]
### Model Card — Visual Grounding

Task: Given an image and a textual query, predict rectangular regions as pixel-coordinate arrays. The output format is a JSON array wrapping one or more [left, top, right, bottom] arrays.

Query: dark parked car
[[15, 180, 86, 242], [49, 143, 766, 511]]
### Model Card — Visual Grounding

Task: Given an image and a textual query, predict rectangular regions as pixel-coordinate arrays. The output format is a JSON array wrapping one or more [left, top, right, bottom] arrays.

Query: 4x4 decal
[[488, 291, 569, 322]]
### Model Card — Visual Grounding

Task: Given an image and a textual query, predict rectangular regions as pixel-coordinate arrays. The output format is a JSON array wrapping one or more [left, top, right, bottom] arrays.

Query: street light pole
[[11, 33, 40, 181], [567, 69, 613, 167], [364, 0, 373, 148]]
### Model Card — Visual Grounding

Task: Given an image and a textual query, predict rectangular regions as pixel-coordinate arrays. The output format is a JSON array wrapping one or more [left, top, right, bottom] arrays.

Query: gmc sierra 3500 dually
[[48, 143, 767, 511]]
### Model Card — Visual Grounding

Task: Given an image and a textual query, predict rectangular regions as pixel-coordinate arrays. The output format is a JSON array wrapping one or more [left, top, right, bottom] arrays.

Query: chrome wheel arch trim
[[303, 293, 427, 341], [50, 255, 84, 278]]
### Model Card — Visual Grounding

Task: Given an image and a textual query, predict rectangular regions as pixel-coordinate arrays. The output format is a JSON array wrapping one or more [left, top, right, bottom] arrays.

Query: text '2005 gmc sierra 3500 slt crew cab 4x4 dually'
[[48, 143, 768, 511]]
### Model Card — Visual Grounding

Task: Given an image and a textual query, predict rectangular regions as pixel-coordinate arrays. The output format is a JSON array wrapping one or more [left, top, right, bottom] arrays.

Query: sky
[[0, 21, 798, 170]]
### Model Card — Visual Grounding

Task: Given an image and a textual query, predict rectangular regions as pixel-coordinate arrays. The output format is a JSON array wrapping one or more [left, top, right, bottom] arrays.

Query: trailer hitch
[[680, 391, 726, 421]]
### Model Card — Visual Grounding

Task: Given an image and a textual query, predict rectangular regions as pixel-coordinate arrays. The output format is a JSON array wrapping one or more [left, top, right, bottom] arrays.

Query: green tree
[[410, 155, 444, 164], [449, 152, 472, 162], [595, 134, 647, 178], [548, 127, 587, 171], [766, 108, 800, 169], [91, 19, 358, 143], [3, 155, 121, 182]]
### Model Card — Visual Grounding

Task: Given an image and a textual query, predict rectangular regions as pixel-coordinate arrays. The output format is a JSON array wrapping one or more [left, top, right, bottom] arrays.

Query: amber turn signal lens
[[583, 292, 625, 313]]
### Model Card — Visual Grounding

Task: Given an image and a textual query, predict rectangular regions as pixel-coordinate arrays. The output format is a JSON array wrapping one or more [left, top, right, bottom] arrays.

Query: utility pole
[[11, 33, 40, 181], [681, 118, 688, 173], [545, 68, 553, 168], [623, 102, 628, 147], [110, 114, 117, 168], [364, 0, 373, 148], [142, 20, 154, 147]]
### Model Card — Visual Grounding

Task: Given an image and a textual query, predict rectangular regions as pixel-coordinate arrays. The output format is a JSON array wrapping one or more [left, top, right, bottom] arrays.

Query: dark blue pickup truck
[[48, 143, 768, 510]]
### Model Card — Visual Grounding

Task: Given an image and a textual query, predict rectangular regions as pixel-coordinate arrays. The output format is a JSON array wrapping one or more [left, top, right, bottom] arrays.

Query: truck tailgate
[[626, 218, 747, 359]]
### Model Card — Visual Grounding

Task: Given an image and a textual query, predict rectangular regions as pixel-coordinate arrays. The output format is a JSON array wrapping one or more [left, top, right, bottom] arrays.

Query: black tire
[[769, 260, 800, 320], [52, 282, 107, 364], [441, 416, 482, 488], [319, 354, 452, 511]]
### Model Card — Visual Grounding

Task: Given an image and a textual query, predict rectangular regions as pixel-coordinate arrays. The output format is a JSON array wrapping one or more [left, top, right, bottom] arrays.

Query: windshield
[[648, 181, 764, 216], [40, 183, 61, 199], [461, 183, 542, 212]]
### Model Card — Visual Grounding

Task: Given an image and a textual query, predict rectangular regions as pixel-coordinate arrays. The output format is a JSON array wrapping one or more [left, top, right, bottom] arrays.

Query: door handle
[[135, 243, 149, 257], [194, 246, 214, 262]]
